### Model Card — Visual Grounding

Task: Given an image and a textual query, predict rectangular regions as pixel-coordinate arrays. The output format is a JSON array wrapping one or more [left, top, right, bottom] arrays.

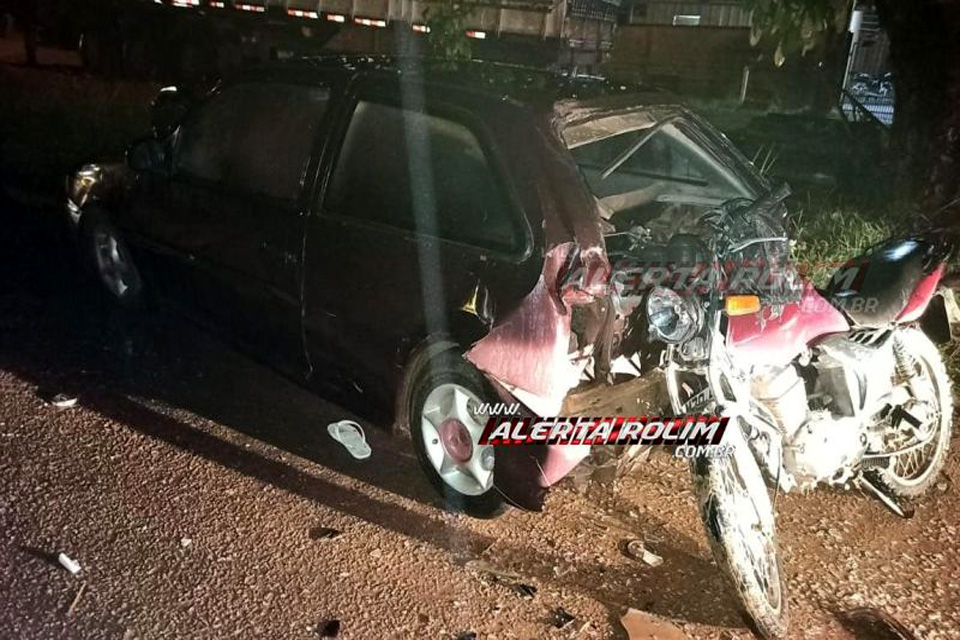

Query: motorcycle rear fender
[[918, 285, 960, 344], [896, 264, 946, 323]]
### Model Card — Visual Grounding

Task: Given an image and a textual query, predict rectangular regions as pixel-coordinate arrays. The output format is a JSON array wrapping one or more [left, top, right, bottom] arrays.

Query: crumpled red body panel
[[465, 244, 580, 414], [465, 115, 613, 503]]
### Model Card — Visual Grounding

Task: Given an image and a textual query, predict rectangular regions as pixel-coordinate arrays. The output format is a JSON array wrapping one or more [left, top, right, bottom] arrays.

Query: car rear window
[[325, 100, 521, 253], [175, 82, 329, 200]]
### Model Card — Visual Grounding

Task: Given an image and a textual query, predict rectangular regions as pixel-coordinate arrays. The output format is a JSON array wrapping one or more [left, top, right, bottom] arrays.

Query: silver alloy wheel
[[420, 383, 494, 497], [93, 226, 141, 299]]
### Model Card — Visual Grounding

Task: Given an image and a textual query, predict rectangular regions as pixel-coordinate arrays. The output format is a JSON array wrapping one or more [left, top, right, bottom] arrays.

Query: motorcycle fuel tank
[[727, 282, 849, 369]]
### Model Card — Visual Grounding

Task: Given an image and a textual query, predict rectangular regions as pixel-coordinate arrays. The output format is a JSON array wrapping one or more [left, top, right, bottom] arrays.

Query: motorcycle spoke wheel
[[692, 423, 788, 639], [883, 355, 945, 483], [716, 455, 782, 609], [867, 328, 953, 498]]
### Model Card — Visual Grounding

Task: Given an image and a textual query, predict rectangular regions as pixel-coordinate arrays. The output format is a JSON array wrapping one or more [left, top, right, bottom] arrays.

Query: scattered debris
[[620, 609, 687, 640], [465, 560, 537, 599], [179, 537, 192, 548], [548, 606, 576, 629], [417, 612, 430, 625], [618, 444, 652, 478], [43, 392, 77, 409], [465, 560, 521, 582], [326, 420, 371, 460], [513, 583, 537, 599], [67, 583, 86, 616], [837, 607, 920, 640], [57, 552, 81, 575], [309, 526, 341, 541], [317, 619, 340, 638], [454, 632, 477, 640], [623, 539, 663, 567], [936, 472, 951, 494]]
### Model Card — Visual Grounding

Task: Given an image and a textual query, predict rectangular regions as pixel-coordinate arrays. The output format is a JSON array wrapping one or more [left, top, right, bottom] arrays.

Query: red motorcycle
[[469, 185, 954, 639], [659, 188, 954, 637]]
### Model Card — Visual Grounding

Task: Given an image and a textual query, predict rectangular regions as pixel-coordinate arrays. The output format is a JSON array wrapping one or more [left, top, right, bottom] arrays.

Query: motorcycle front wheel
[[690, 422, 788, 639]]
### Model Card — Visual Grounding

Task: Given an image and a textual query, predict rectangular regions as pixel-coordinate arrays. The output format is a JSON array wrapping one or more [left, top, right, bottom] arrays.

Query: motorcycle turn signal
[[725, 294, 761, 316]]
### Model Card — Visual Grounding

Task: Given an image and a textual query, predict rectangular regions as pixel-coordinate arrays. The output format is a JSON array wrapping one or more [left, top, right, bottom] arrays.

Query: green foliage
[[424, 1, 472, 60], [743, 0, 847, 66], [790, 199, 898, 286]]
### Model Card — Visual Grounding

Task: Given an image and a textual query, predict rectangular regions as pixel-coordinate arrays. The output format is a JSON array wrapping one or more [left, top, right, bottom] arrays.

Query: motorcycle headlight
[[645, 287, 701, 343]]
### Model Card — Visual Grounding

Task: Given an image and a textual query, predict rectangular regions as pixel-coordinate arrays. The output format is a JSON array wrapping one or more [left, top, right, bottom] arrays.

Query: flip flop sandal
[[327, 420, 372, 460]]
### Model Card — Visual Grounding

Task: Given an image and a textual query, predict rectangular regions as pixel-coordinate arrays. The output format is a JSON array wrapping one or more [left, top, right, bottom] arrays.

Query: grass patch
[[790, 198, 900, 287]]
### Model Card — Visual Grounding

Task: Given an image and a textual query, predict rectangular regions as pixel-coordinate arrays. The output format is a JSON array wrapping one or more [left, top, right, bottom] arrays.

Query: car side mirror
[[127, 138, 167, 173]]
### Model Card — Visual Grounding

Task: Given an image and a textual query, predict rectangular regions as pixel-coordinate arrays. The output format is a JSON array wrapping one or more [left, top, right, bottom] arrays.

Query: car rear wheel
[[409, 349, 506, 518]]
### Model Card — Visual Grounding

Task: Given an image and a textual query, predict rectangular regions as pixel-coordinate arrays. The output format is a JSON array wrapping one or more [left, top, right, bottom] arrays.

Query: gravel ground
[[2, 191, 960, 639]]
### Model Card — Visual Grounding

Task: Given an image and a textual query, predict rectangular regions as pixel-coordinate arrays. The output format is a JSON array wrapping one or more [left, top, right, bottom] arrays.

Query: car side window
[[325, 100, 521, 252], [175, 82, 329, 201]]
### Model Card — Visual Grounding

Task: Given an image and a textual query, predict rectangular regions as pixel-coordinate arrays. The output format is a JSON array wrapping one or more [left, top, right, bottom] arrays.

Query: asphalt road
[[1, 196, 959, 640]]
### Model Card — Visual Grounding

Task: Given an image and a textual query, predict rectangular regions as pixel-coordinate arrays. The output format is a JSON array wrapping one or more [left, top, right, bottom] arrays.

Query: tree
[[746, 0, 960, 226], [424, 1, 473, 60]]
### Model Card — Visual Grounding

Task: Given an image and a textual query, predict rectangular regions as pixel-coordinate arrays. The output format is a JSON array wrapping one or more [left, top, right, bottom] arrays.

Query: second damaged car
[[66, 57, 955, 639]]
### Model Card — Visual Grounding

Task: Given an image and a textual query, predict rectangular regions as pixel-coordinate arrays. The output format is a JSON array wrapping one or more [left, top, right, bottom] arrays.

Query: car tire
[[409, 348, 506, 519], [81, 210, 146, 308]]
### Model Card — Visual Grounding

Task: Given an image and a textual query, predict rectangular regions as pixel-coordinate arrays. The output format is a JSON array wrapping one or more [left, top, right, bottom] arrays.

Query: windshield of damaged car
[[565, 114, 759, 218]]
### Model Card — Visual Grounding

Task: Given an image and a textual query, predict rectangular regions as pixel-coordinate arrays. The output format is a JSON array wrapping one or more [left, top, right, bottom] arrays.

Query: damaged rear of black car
[[64, 57, 761, 517]]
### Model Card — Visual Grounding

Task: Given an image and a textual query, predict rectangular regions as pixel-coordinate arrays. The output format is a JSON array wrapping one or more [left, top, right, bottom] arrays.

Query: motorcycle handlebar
[[742, 182, 792, 220]]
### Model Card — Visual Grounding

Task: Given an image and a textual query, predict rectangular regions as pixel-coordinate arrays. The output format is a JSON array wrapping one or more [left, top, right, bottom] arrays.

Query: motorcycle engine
[[752, 331, 897, 489]]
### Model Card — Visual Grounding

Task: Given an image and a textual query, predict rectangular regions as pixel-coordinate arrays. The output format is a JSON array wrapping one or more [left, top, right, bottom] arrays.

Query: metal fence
[[840, 89, 895, 126]]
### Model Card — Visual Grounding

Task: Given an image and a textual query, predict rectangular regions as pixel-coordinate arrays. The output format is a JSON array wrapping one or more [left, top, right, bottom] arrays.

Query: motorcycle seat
[[824, 236, 947, 326]]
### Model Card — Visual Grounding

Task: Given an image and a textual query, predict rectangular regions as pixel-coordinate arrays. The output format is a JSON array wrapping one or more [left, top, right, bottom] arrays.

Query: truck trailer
[[58, 0, 621, 80]]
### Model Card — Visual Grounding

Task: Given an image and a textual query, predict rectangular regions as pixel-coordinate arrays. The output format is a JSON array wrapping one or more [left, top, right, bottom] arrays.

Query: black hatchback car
[[66, 56, 767, 517]]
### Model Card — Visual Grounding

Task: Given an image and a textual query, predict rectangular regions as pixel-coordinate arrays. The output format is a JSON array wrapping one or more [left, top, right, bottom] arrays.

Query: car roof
[[246, 55, 676, 115]]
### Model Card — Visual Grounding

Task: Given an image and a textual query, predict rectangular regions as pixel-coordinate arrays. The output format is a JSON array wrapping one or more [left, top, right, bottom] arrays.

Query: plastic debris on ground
[[57, 552, 81, 575], [623, 539, 663, 567], [620, 608, 687, 640], [43, 391, 78, 408]]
